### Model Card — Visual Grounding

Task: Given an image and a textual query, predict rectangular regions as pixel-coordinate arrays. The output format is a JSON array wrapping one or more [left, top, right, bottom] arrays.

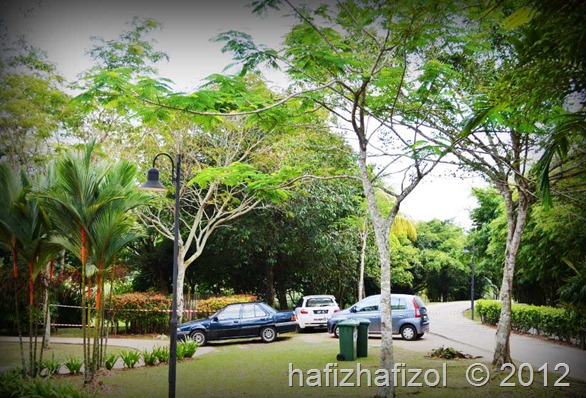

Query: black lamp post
[[139, 153, 181, 398], [463, 246, 476, 320]]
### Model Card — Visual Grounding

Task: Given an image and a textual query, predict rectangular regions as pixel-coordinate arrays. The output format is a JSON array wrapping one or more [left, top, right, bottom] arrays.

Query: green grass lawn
[[25, 334, 585, 398]]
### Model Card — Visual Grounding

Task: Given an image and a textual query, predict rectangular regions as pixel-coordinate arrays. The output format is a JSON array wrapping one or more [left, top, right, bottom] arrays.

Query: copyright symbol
[[466, 363, 490, 387]]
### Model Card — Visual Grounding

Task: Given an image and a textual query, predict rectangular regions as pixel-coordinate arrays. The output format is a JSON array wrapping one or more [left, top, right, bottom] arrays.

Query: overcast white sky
[[1, 0, 485, 229]]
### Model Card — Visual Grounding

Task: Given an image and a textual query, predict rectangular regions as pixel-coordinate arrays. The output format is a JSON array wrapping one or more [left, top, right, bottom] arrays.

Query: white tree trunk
[[358, 150, 396, 398], [358, 218, 368, 300], [175, 243, 186, 325], [493, 185, 529, 367]]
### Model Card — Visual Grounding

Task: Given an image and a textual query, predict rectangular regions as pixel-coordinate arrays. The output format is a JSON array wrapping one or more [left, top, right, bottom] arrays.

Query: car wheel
[[400, 325, 417, 341], [190, 330, 207, 346], [260, 327, 277, 343], [333, 325, 340, 338]]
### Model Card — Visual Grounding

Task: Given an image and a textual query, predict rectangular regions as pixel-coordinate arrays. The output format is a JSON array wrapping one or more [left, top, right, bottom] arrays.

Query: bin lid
[[354, 317, 371, 325], [337, 319, 360, 327]]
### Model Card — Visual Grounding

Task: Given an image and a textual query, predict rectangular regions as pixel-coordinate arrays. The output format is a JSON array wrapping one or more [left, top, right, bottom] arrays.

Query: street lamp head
[[139, 167, 167, 192]]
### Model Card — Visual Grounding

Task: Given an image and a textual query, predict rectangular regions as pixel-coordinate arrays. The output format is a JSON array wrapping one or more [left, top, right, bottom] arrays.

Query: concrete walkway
[[426, 301, 586, 382]]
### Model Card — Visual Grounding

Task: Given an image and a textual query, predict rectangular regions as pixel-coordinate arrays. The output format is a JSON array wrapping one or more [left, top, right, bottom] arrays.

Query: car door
[[208, 304, 242, 339], [239, 303, 269, 337], [353, 296, 381, 333], [391, 296, 408, 334]]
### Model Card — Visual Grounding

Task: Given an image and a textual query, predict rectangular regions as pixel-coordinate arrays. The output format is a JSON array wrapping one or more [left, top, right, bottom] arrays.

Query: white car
[[294, 295, 340, 330]]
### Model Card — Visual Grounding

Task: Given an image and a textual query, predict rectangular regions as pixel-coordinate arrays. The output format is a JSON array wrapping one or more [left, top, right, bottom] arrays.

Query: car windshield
[[306, 298, 335, 307]]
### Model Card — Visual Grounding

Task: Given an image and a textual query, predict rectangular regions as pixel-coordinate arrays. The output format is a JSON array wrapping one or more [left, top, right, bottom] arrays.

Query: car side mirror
[[212, 316, 219, 322], [350, 306, 357, 313]]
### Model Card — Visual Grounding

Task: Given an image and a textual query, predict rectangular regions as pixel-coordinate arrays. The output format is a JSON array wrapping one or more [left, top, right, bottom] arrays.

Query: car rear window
[[306, 298, 335, 307], [413, 296, 426, 308]]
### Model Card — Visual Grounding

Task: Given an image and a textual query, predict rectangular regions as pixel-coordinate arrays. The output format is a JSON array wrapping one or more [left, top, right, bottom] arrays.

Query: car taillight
[[413, 298, 421, 318], [300, 309, 308, 314], [291, 315, 296, 321]]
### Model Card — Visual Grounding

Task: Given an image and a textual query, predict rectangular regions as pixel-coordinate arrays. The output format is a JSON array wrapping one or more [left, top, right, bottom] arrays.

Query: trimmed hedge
[[196, 294, 257, 318], [109, 292, 172, 334], [476, 299, 586, 346]]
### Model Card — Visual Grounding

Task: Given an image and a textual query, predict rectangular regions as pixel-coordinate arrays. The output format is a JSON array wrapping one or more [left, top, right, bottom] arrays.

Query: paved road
[[425, 301, 586, 382]]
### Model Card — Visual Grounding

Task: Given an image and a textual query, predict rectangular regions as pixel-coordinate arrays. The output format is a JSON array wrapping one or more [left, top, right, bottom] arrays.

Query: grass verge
[[29, 334, 586, 398]]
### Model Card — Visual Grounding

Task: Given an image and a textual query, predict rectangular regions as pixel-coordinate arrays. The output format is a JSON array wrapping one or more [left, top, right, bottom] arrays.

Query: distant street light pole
[[463, 246, 476, 320], [139, 153, 181, 398]]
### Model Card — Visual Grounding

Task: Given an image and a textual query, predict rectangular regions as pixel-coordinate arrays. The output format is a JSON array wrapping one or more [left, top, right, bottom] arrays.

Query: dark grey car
[[326, 294, 430, 340]]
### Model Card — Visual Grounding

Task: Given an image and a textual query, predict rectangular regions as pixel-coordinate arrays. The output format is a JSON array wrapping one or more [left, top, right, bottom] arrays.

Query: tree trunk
[[358, 218, 368, 301], [493, 184, 529, 367], [266, 262, 275, 307], [175, 244, 186, 325], [358, 149, 396, 398], [42, 262, 51, 350]]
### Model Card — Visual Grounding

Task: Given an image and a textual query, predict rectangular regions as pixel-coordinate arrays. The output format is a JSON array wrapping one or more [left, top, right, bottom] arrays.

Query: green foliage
[[476, 299, 586, 344], [196, 294, 256, 317], [109, 292, 171, 333], [40, 354, 61, 377], [142, 350, 158, 366], [414, 219, 469, 301], [104, 353, 118, 370], [0, 369, 94, 398], [175, 344, 185, 360], [64, 357, 83, 375], [152, 346, 170, 364], [0, 37, 70, 171], [188, 162, 301, 203], [119, 350, 141, 368], [178, 337, 198, 359]]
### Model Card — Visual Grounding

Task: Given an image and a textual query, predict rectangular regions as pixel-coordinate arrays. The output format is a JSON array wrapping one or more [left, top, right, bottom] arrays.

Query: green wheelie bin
[[355, 318, 370, 358], [336, 319, 359, 361]]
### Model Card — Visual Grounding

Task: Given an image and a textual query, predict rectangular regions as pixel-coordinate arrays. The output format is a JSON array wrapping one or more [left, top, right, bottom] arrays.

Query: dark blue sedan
[[177, 302, 297, 345]]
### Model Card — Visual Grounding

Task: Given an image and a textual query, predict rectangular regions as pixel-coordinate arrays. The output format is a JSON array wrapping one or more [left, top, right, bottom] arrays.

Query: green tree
[[0, 37, 69, 171], [219, 4, 471, 395]]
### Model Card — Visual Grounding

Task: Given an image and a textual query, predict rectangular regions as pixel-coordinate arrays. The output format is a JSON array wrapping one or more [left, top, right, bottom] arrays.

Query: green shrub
[[476, 299, 586, 344], [64, 357, 83, 375], [119, 350, 141, 368], [179, 337, 198, 359], [40, 354, 61, 377], [142, 349, 158, 366], [176, 344, 185, 360], [153, 346, 170, 364], [0, 369, 94, 398], [105, 353, 118, 370], [196, 294, 256, 318]]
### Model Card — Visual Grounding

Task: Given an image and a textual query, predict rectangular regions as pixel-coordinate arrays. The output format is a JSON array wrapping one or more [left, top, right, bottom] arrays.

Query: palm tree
[[0, 163, 58, 376], [86, 162, 147, 371], [35, 142, 148, 382], [0, 163, 28, 373]]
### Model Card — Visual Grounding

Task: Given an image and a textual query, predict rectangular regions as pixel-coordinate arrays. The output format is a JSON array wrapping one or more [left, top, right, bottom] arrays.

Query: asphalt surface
[[424, 301, 586, 382]]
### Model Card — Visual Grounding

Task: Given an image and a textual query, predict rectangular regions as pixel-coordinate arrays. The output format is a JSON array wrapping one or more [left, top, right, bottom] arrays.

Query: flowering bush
[[109, 292, 172, 334], [196, 294, 257, 318]]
